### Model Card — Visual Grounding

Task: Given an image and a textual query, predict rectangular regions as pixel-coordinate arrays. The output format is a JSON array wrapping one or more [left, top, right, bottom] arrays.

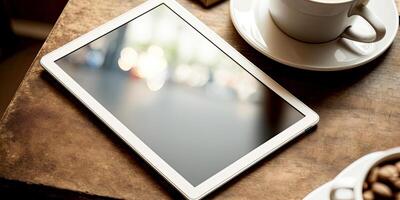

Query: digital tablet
[[40, 0, 319, 199]]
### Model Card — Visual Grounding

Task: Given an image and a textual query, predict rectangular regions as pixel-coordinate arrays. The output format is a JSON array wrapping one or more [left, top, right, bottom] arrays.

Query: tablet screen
[[56, 4, 304, 186]]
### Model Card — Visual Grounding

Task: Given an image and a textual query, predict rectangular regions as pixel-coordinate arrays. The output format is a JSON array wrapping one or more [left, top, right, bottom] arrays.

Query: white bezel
[[40, 0, 319, 199]]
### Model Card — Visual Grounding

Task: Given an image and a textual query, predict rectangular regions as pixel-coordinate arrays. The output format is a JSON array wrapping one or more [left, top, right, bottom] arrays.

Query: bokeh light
[[118, 47, 138, 71]]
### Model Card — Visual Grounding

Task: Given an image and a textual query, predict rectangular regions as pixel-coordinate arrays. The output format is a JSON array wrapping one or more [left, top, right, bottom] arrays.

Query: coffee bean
[[364, 159, 400, 200], [372, 182, 392, 198], [378, 165, 399, 181], [368, 167, 379, 183], [363, 182, 369, 190], [389, 176, 400, 184], [390, 175, 400, 182], [396, 192, 400, 200], [394, 179, 400, 189], [396, 161, 400, 173], [363, 190, 374, 200]]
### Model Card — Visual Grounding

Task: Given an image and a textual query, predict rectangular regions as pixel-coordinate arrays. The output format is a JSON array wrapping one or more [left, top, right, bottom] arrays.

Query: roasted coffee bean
[[394, 179, 400, 189], [368, 167, 380, 183], [364, 159, 400, 199], [363, 190, 374, 200], [378, 165, 399, 180], [396, 192, 400, 200], [363, 182, 369, 190], [372, 182, 392, 198], [391, 175, 400, 182], [396, 161, 400, 173]]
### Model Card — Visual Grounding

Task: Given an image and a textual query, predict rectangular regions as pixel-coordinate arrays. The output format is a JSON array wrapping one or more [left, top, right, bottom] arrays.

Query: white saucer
[[230, 0, 399, 71]]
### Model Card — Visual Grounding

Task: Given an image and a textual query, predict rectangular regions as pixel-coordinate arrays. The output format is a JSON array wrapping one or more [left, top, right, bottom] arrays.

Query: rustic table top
[[1, 0, 399, 199]]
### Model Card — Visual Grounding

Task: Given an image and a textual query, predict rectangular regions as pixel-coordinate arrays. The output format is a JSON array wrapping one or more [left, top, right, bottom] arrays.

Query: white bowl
[[304, 147, 400, 200]]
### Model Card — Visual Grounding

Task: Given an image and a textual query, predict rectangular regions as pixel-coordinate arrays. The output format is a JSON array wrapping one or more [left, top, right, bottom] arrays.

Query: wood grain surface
[[0, 0, 399, 199]]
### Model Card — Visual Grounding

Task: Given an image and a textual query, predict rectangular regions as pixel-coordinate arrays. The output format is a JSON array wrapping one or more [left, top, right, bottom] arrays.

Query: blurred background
[[0, 0, 67, 116]]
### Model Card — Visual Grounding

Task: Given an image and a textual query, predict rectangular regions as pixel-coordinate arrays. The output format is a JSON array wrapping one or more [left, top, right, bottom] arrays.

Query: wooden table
[[1, 0, 399, 199]]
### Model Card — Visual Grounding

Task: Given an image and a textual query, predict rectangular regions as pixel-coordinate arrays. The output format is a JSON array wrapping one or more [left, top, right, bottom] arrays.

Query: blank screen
[[56, 4, 304, 186]]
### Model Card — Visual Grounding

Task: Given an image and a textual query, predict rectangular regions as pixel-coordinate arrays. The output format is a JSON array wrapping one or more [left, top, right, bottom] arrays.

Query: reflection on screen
[[56, 4, 304, 186]]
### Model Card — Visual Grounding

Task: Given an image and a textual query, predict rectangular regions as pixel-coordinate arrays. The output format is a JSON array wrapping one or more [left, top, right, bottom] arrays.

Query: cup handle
[[342, 3, 386, 43], [329, 177, 356, 200]]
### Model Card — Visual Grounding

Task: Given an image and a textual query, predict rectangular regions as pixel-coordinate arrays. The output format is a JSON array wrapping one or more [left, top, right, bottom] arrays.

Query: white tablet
[[40, 0, 319, 199]]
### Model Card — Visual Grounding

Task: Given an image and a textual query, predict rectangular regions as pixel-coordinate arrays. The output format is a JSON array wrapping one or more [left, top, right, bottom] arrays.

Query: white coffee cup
[[269, 0, 386, 43]]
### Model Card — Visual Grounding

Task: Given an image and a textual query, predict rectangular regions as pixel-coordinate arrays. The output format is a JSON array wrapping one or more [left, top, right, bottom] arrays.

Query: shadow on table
[[263, 48, 389, 108], [187, 0, 226, 8], [226, 18, 391, 109], [0, 177, 118, 200]]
